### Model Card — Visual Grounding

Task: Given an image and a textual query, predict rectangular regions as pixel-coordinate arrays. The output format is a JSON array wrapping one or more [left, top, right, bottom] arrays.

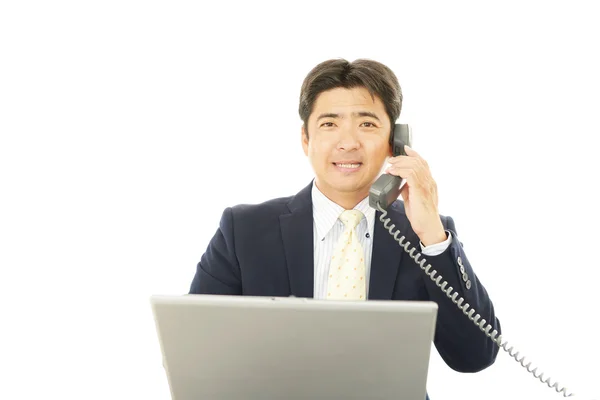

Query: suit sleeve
[[423, 215, 501, 372], [189, 207, 242, 295]]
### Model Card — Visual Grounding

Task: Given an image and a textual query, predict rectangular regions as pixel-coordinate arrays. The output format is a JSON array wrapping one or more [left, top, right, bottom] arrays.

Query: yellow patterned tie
[[327, 210, 366, 301]]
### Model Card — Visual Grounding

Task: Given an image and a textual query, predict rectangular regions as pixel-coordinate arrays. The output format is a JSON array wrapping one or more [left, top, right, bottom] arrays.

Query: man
[[189, 58, 501, 398]]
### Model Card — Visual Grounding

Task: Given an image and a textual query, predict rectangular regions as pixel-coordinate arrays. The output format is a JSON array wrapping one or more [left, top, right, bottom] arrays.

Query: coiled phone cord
[[376, 204, 586, 399]]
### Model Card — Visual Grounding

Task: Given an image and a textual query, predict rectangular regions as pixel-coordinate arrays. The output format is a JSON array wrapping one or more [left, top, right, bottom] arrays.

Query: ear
[[301, 125, 309, 156]]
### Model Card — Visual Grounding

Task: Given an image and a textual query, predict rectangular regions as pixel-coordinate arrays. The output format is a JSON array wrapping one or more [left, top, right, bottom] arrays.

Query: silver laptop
[[150, 294, 438, 400]]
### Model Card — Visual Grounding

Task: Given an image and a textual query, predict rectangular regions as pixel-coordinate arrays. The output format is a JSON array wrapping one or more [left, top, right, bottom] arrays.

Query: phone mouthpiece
[[369, 174, 403, 210]]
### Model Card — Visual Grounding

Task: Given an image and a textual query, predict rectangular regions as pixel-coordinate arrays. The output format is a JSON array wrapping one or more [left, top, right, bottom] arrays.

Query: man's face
[[302, 86, 392, 199]]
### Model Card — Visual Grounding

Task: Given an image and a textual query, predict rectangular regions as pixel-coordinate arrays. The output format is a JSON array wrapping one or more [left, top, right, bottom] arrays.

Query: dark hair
[[299, 58, 402, 139]]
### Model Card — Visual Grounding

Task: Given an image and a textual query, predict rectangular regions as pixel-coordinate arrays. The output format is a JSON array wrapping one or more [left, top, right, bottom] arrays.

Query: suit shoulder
[[389, 199, 406, 214], [231, 195, 292, 213], [224, 195, 294, 223]]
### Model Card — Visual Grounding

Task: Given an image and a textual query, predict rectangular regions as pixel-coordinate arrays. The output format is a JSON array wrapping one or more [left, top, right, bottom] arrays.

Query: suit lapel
[[278, 183, 409, 300], [368, 204, 408, 300], [279, 182, 314, 298]]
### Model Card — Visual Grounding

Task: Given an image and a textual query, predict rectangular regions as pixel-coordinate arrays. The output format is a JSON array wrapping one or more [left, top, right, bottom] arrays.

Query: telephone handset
[[368, 124, 588, 399], [368, 124, 412, 210]]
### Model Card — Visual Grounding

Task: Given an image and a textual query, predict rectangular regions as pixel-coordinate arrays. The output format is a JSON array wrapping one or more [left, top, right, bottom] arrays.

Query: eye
[[320, 122, 335, 127], [361, 121, 377, 128]]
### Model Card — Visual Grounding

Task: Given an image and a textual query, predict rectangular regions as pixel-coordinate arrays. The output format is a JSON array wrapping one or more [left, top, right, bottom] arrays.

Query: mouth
[[332, 162, 363, 172]]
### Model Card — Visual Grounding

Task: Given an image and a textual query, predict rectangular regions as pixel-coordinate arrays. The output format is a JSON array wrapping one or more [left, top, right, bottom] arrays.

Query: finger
[[384, 167, 423, 188], [384, 166, 415, 177], [400, 181, 409, 202], [387, 154, 406, 163], [404, 146, 430, 169], [387, 155, 420, 166], [385, 161, 426, 180], [403, 145, 421, 158], [389, 152, 430, 173]]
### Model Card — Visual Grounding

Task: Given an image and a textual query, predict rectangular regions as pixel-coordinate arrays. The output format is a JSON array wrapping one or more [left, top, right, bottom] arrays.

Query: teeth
[[337, 163, 360, 168]]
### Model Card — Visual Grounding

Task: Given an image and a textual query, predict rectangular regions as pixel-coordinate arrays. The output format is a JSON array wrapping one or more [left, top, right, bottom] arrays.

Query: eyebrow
[[316, 111, 382, 122]]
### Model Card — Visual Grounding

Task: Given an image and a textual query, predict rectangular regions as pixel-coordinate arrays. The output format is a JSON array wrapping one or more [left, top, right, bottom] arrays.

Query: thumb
[[400, 182, 409, 203]]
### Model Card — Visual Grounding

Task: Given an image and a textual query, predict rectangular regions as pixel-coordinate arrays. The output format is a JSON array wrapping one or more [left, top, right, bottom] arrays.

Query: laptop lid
[[150, 294, 438, 400]]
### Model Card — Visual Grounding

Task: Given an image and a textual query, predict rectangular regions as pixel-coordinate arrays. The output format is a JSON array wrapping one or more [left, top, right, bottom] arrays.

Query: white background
[[1, 1, 599, 399]]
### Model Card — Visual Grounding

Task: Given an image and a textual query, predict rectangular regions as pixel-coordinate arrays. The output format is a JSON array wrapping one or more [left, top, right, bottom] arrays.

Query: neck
[[315, 180, 369, 210]]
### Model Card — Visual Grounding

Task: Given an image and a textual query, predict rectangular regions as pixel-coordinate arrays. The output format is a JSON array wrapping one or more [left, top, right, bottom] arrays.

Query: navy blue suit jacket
[[189, 181, 501, 394]]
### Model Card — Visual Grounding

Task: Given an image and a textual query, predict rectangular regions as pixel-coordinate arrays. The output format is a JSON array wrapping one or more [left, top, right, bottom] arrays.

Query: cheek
[[308, 138, 334, 160], [364, 141, 389, 161]]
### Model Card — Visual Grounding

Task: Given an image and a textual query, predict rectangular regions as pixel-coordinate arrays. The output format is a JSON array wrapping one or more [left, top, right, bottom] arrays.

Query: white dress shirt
[[311, 182, 452, 300]]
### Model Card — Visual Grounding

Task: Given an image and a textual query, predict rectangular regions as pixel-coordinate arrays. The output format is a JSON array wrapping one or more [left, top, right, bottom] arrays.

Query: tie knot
[[339, 209, 364, 230]]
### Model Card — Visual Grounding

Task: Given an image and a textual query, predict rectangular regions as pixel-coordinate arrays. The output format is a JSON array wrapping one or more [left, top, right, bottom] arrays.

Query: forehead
[[311, 87, 386, 117]]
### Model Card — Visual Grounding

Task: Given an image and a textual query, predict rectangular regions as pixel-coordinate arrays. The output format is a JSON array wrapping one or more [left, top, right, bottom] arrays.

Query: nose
[[336, 127, 360, 151]]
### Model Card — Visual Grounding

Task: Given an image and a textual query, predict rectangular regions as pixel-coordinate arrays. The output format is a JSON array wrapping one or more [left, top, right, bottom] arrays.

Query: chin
[[329, 178, 367, 193]]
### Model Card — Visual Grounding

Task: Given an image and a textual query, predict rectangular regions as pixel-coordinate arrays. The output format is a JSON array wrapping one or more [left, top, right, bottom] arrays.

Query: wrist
[[418, 225, 447, 246]]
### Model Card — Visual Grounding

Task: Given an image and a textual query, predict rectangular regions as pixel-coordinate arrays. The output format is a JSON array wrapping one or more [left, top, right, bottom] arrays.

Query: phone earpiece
[[391, 124, 412, 157]]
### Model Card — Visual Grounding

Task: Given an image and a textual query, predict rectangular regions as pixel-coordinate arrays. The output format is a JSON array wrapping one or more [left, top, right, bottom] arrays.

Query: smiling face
[[301, 86, 392, 208]]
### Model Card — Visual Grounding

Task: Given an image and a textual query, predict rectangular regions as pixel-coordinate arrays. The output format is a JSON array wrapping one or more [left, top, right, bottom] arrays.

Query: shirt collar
[[311, 181, 376, 241]]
